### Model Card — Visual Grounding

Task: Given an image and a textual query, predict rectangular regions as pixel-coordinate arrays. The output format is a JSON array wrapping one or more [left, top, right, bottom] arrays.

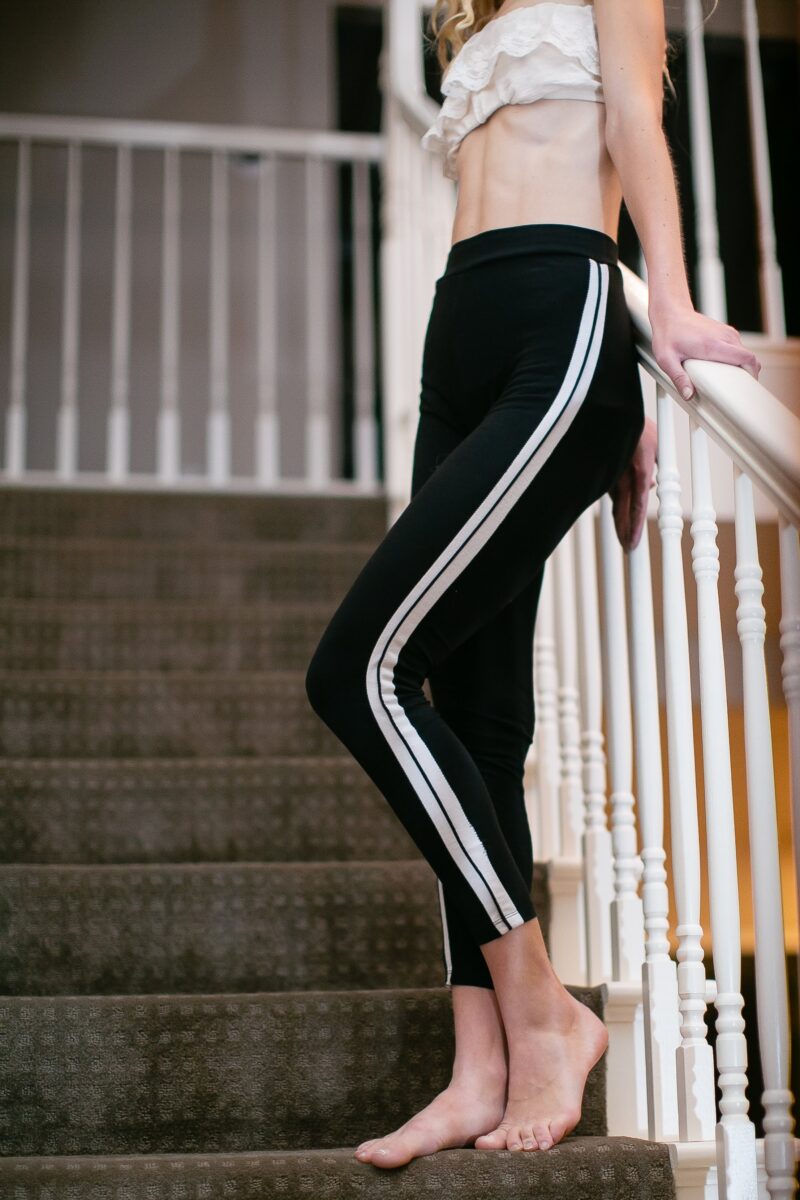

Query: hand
[[609, 415, 657, 552], [649, 304, 761, 402]]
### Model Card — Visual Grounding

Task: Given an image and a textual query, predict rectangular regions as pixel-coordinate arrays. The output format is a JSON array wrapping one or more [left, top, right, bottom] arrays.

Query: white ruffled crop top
[[420, 2, 603, 181]]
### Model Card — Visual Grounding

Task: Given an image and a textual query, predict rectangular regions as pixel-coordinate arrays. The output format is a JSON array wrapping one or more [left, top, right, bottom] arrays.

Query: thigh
[[319, 256, 642, 689]]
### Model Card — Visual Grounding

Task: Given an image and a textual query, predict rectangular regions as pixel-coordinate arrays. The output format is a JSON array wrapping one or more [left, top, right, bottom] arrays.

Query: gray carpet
[[0, 486, 675, 1198]]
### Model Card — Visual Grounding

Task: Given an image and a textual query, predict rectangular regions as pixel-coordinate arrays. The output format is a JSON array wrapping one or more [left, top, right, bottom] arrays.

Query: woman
[[305, 0, 760, 1170]]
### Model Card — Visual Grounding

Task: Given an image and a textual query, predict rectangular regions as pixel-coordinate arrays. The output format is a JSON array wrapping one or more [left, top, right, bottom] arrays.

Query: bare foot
[[474, 991, 608, 1153], [353, 1075, 506, 1169]]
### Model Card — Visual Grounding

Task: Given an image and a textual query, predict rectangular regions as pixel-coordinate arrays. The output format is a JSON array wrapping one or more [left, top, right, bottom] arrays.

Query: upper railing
[[0, 112, 384, 492], [381, 2, 799, 1197]]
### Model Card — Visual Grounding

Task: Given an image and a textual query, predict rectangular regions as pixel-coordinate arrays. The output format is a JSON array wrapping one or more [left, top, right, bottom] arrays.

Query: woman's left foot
[[354, 1077, 506, 1169]]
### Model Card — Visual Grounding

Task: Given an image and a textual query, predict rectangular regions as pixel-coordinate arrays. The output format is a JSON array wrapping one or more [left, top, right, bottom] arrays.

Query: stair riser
[[0, 673, 338, 758], [0, 989, 606, 1156], [0, 541, 372, 603], [1, 862, 453, 994], [0, 759, 419, 864], [0, 863, 550, 994], [0, 604, 332, 671], [0, 490, 389, 543]]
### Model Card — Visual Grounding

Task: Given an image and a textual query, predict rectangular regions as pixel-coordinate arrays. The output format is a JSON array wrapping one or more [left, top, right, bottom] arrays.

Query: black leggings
[[306, 222, 645, 988]]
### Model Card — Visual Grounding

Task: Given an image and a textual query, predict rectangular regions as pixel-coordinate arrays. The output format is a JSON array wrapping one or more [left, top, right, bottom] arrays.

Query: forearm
[[605, 109, 694, 318]]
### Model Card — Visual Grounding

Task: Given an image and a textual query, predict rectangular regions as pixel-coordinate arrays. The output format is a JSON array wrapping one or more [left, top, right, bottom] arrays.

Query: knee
[[305, 636, 339, 722], [305, 623, 370, 728]]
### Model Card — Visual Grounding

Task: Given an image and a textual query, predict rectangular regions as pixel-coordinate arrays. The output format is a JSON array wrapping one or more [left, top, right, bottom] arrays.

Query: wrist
[[647, 288, 694, 324]]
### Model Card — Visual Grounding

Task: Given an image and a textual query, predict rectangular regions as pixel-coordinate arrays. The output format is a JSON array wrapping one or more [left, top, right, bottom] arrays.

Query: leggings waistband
[[442, 222, 619, 277]]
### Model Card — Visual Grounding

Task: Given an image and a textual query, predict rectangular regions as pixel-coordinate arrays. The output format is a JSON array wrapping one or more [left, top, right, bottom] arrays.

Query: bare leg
[[474, 917, 608, 1152], [353, 985, 507, 1167]]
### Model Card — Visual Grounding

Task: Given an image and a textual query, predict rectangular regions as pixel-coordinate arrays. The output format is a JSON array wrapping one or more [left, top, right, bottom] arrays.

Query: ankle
[[450, 1059, 507, 1096]]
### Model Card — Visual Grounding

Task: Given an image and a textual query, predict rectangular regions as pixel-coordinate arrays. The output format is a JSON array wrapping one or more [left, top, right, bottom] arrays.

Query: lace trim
[[442, 3, 600, 96], [420, 4, 602, 180]]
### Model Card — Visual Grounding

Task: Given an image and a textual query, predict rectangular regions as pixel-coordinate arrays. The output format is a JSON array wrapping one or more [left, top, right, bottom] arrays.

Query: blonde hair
[[425, 0, 721, 103]]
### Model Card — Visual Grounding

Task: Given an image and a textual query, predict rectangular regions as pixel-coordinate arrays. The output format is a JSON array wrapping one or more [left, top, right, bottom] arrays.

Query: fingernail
[[681, 385, 694, 400]]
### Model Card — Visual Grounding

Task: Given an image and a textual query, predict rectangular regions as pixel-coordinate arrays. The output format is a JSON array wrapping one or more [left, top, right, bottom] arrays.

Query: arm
[[595, 0, 691, 317], [594, 0, 760, 552], [594, 0, 760, 401]]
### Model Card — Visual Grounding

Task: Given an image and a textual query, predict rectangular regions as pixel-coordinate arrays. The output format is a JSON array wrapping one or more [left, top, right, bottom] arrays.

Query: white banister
[[574, 503, 615, 984], [742, 0, 786, 340], [656, 388, 717, 1142], [621, 266, 800, 527], [690, 418, 757, 1197], [256, 152, 280, 485], [598, 494, 645, 983], [6, 137, 30, 477], [550, 531, 588, 985], [684, 0, 726, 322], [304, 155, 331, 487], [208, 148, 231, 484], [157, 146, 181, 484], [57, 140, 82, 479], [734, 468, 797, 1200], [353, 159, 378, 488], [0, 112, 383, 160], [628, 486, 682, 1142], [531, 561, 562, 862], [108, 143, 132, 481], [778, 517, 800, 1007], [0, 112, 382, 492]]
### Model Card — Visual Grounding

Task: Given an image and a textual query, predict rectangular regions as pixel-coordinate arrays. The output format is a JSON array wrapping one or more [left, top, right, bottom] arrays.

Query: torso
[[449, 0, 623, 247]]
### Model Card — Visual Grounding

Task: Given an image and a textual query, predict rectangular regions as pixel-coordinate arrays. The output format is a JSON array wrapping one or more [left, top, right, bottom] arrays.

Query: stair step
[[0, 987, 606, 1156], [0, 1139, 676, 1199], [0, 757, 418, 864], [0, 861, 426, 994], [0, 537, 373, 602], [0, 671, 337, 757], [0, 599, 334, 670], [0, 487, 389, 543], [0, 861, 550, 995]]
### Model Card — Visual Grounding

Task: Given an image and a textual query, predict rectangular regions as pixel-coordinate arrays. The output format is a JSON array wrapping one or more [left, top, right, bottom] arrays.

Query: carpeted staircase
[[0, 486, 675, 1198]]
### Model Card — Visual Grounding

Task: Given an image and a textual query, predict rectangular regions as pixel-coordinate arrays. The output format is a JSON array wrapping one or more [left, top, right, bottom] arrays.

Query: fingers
[[660, 339, 761, 402]]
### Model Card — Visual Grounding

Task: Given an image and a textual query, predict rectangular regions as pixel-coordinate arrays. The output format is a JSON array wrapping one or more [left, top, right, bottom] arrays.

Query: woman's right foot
[[474, 990, 608, 1153], [353, 1074, 507, 1169]]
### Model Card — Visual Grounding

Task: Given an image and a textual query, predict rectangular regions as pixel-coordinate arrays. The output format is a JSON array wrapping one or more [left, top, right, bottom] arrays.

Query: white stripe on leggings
[[366, 259, 609, 933], [437, 878, 453, 985]]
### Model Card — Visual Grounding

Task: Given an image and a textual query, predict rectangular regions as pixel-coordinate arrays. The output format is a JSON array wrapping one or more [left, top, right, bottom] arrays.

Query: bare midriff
[[449, 0, 623, 246]]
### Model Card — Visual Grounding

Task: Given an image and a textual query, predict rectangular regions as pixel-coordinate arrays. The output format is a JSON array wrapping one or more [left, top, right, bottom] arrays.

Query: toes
[[474, 1125, 511, 1151], [520, 1124, 538, 1151], [549, 1110, 579, 1146], [506, 1126, 526, 1152], [532, 1120, 552, 1151]]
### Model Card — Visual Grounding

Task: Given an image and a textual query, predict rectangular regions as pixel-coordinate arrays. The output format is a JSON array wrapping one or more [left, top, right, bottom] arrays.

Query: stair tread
[[0, 1139, 676, 1199], [0, 987, 607, 1156]]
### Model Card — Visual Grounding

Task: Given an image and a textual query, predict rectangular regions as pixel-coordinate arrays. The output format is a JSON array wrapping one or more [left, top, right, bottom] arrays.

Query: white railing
[[384, 1, 799, 1197], [0, 113, 384, 492]]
